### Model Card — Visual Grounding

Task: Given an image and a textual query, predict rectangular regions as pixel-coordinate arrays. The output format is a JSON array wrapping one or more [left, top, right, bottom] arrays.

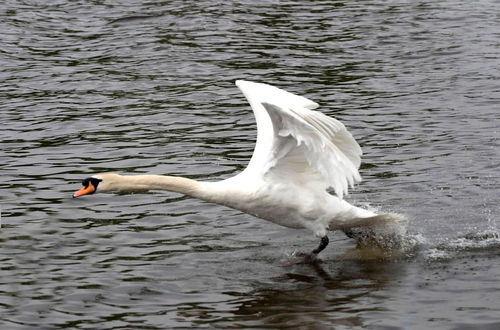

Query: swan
[[73, 80, 403, 262]]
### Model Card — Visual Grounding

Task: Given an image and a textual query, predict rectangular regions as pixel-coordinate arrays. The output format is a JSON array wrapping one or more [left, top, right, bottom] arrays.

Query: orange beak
[[72, 184, 96, 198]]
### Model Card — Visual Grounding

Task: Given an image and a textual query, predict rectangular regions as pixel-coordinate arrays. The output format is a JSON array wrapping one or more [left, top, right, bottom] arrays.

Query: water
[[1, 0, 499, 329]]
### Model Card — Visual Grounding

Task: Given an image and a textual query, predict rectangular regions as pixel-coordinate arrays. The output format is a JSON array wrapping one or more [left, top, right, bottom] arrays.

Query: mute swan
[[73, 80, 403, 262]]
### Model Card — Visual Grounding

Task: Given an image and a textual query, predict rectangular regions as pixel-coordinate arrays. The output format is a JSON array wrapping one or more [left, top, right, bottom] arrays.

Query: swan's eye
[[90, 178, 103, 187], [81, 178, 91, 187]]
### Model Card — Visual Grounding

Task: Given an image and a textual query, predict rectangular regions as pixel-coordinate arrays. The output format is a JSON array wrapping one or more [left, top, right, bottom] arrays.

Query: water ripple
[[1, 0, 499, 329]]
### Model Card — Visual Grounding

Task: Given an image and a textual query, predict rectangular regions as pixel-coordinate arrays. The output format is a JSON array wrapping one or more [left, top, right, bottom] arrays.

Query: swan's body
[[73, 80, 401, 261]]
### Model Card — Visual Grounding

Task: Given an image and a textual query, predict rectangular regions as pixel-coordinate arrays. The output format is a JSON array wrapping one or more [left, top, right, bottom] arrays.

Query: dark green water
[[1, 1, 499, 329]]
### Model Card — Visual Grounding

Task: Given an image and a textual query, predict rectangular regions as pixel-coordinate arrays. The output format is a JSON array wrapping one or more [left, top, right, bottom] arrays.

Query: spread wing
[[236, 80, 362, 199]]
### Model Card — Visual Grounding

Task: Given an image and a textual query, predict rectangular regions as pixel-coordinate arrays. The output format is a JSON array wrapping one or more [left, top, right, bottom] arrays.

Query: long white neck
[[96, 173, 207, 198]]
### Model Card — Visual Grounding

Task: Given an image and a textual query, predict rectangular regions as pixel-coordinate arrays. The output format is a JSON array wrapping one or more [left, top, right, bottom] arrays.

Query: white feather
[[235, 80, 362, 199]]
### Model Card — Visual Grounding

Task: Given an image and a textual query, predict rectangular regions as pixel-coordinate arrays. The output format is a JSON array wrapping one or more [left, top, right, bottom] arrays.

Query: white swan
[[73, 80, 402, 261]]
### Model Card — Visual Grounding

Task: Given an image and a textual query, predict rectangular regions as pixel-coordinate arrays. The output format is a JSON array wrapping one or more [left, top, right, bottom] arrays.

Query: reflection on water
[[1, 0, 499, 329], [223, 260, 402, 329]]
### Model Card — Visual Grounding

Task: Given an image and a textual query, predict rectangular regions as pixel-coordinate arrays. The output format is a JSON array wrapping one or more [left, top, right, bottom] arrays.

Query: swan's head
[[72, 173, 124, 198], [72, 176, 103, 198]]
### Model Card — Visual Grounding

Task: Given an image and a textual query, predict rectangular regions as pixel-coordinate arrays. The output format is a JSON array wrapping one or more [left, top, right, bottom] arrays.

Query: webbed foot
[[280, 236, 329, 266]]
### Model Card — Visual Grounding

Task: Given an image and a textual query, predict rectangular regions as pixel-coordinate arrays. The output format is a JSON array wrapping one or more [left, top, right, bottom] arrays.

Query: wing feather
[[235, 80, 362, 199], [235, 80, 318, 173], [263, 103, 361, 198]]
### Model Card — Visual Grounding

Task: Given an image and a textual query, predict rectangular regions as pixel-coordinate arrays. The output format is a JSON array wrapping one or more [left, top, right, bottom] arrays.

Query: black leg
[[281, 235, 330, 266], [301, 236, 329, 264], [312, 236, 329, 255]]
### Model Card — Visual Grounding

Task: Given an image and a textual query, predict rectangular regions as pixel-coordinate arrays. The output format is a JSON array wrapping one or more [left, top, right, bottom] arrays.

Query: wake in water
[[424, 230, 500, 262], [281, 207, 499, 265], [338, 225, 500, 264], [340, 219, 500, 262]]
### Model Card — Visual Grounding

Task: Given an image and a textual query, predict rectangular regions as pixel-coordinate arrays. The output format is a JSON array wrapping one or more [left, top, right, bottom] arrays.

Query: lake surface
[[1, 0, 499, 329]]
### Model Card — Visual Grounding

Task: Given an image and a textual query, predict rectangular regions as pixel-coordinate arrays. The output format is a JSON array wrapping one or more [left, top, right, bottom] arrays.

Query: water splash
[[424, 229, 500, 262], [346, 217, 424, 255]]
